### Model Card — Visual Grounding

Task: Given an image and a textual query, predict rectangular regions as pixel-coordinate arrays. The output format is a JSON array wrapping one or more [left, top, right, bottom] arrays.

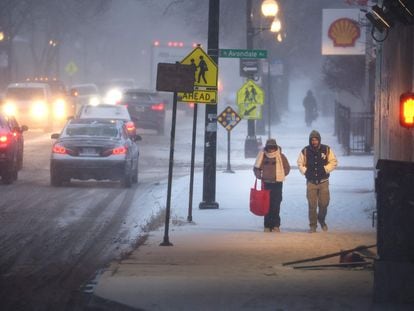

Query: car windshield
[[6, 88, 45, 100], [124, 93, 153, 101], [80, 105, 129, 119], [64, 123, 119, 138]]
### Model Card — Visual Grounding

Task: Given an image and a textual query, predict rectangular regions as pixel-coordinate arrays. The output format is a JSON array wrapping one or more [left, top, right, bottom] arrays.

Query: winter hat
[[265, 138, 278, 149], [309, 130, 321, 145]]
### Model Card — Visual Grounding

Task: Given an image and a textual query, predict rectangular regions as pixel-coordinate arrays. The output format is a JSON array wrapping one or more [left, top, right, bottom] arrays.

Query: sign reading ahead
[[220, 49, 267, 59], [236, 80, 264, 120], [177, 47, 218, 104], [217, 106, 242, 131]]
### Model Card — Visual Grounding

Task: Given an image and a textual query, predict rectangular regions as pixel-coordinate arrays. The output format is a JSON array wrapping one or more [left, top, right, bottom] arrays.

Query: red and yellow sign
[[328, 18, 360, 47]]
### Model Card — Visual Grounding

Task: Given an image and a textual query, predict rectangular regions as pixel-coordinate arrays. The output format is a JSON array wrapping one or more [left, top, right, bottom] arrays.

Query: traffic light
[[400, 92, 414, 128]]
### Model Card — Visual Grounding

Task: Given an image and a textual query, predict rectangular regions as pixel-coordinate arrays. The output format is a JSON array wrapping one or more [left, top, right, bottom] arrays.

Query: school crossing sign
[[236, 80, 264, 120], [177, 47, 218, 104]]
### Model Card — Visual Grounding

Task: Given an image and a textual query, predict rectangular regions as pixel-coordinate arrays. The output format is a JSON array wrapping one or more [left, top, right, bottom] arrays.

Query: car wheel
[[50, 167, 63, 187], [2, 159, 17, 185], [122, 169, 132, 188], [17, 154, 23, 171], [132, 164, 138, 184]]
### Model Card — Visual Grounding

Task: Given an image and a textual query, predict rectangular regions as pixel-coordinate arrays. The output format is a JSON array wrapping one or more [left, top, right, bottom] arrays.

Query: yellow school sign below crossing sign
[[177, 47, 218, 104], [237, 80, 264, 120]]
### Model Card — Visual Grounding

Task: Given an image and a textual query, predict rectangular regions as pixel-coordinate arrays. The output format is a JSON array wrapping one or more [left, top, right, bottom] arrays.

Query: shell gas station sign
[[322, 9, 365, 55]]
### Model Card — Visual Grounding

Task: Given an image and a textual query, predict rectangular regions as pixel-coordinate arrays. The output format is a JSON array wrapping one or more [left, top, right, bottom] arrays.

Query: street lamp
[[244, 0, 281, 158], [261, 0, 279, 17], [270, 17, 282, 33]]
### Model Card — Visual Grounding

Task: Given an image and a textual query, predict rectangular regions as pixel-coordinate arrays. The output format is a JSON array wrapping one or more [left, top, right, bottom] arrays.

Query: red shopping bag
[[249, 179, 270, 216]]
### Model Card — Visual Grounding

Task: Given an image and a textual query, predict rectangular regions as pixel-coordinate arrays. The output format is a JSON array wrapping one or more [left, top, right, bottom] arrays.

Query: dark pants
[[263, 182, 283, 229]]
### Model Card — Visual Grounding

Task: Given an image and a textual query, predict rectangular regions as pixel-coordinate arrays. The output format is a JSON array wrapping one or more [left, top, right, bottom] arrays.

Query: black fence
[[334, 101, 373, 155]]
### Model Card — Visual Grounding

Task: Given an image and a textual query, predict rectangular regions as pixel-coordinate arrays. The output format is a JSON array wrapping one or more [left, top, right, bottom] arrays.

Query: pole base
[[223, 169, 235, 174], [160, 237, 173, 246], [244, 136, 261, 158], [199, 201, 219, 209]]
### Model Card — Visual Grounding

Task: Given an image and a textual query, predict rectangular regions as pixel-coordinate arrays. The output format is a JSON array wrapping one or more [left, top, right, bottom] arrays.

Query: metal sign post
[[217, 106, 241, 173], [156, 62, 195, 246], [199, 0, 220, 210], [187, 103, 198, 222]]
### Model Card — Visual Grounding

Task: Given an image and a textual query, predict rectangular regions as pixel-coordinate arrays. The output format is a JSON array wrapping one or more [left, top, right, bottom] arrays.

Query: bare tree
[[322, 55, 365, 102]]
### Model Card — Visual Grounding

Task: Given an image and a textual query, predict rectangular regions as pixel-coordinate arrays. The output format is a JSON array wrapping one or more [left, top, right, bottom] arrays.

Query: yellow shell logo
[[328, 18, 360, 47]]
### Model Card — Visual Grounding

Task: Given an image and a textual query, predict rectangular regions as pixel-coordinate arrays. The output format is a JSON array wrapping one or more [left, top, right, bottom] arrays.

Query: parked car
[[0, 113, 28, 184], [76, 104, 137, 138], [2, 82, 56, 131], [50, 119, 140, 187], [69, 83, 101, 112], [119, 89, 166, 135]]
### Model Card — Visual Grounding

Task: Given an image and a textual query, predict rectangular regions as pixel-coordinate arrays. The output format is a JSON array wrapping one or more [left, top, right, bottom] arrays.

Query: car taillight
[[112, 146, 127, 155], [151, 103, 165, 111], [52, 144, 67, 154], [125, 121, 135, 132], [0, 135, 8, 143]]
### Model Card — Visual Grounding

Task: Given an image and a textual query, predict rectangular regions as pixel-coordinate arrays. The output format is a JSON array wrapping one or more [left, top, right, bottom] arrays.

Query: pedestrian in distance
[[303, 90, 318, 127], [253, 138, 290, 233], [297, 130, 338, 233]]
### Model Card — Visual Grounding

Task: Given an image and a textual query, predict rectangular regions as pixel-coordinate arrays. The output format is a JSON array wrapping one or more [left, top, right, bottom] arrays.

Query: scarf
[[254, 149, 285, 182]]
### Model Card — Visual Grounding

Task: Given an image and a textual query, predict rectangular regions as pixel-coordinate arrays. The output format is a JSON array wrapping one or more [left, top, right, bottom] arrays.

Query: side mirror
[[21, 125, 29, 132], [131, 134, 142, 142], [51, 133, 60, 139]]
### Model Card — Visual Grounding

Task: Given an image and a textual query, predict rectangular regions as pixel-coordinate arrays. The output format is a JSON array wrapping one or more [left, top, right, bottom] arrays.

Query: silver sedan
[[50, 118, 140, 187]]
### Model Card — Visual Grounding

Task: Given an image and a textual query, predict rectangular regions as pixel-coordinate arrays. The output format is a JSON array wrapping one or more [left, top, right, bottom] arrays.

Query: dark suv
[[120, 89, 166, 135], [0, 113, 28, 184]]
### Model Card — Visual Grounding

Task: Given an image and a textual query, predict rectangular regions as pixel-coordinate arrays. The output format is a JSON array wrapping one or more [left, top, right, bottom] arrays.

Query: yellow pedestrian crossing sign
[[237, 80, 264, 120], [65, 61, 78, 76], [177, 47, 218, 104]]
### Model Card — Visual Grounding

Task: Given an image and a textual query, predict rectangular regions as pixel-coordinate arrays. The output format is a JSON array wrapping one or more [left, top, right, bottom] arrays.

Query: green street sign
[[219, 49, 267, 59]]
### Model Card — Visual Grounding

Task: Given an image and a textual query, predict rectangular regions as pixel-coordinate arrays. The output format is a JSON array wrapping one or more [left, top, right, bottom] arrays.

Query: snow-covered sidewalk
[[93, 110, 382, 310]]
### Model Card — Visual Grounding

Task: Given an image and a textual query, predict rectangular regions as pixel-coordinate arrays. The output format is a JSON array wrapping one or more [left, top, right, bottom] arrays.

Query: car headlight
[[3, 101, 17, 116], [105, 88, 123, 105], [53, 99, 66, 119], [89, 96, 100, 106], [31, 101, 48, 118]]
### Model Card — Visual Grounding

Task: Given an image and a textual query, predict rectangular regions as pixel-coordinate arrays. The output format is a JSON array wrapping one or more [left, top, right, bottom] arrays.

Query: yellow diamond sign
[[177, 47, 218, 104], [65, 61, 78, 76], [237, 80, 264, 120]]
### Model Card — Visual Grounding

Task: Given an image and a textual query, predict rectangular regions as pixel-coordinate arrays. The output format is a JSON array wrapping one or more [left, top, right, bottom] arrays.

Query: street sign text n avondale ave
[[220, 49, 267, 59]]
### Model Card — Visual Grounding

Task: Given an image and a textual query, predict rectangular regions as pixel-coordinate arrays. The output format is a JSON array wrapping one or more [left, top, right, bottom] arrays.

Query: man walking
[[297, 130, 337, 233], [303, 90, 318, 127]]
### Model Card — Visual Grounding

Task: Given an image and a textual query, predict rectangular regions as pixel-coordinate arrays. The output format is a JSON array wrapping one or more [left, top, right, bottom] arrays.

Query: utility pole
[[199, 0, 220, 209], [244, 0, 259, 158]]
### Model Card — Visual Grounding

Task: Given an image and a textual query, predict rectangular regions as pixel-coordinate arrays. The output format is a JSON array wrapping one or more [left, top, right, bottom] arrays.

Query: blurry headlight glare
[[3, 102, 17, 116], [105, 88, 123, 105], [31, 101, 48, 118], [89, 96, 100, 106], [54, 99, 66, 119]]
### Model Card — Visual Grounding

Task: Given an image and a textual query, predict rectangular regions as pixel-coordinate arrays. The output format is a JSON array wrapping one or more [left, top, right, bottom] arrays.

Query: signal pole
[[199, 0, 220, 209], [244, 0, 259, 158]]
